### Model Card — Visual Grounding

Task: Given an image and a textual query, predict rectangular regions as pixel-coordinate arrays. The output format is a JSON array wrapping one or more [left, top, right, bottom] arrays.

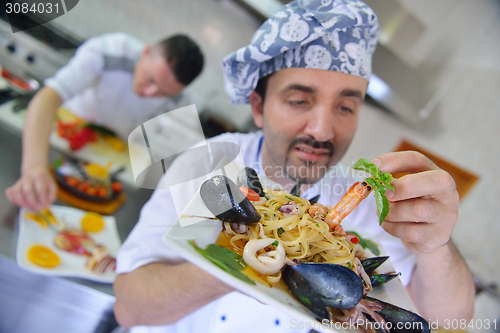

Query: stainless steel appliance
[[0, 14, 83, 105], [0, 13, 82, 80]]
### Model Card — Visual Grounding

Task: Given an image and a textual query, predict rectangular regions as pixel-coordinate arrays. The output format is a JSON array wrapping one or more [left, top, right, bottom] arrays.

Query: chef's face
[[133, 45, 186, 98], [250, 68, 367, 185]]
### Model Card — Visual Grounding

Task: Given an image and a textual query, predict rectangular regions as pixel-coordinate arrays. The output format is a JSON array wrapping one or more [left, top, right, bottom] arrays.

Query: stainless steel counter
[[0, 255, 119, 333], [0, 118, 154, 332]]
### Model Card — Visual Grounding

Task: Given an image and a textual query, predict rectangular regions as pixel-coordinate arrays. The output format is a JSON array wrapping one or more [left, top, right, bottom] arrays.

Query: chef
[[5, 32, 204, 210], [113, 1, 474, 332]]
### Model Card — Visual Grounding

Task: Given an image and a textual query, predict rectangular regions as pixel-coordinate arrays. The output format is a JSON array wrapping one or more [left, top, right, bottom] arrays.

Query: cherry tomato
[[66, 177, 80, 187], [111, 181, 122, 193], [77, 180, 90, 192], [85, 186, 97, 196], [96, 186, 108, 197], [346, 233, 360, 244], [239, 186, 260, 201]]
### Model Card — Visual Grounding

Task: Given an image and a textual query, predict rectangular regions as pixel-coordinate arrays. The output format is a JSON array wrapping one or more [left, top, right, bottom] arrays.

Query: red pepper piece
[[69, 127, 95, 151], [346, 232, 360, 244]]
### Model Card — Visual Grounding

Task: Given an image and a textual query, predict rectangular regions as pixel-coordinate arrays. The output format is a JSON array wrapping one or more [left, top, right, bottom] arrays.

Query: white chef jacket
[[116, 131, 417, 333], [45, 33, 190, 140]]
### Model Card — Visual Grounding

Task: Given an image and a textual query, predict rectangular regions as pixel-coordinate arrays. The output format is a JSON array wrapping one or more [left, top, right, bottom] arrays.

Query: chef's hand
[[5, 166, 58, 210], [371, 151, 459, 254]]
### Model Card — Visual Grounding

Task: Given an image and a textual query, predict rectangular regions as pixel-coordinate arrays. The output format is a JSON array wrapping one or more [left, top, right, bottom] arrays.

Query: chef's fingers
[[5, 181, 30, 209], [386, 170, 459, 205], [34, 175, 55, 209], [21, 177, 41, 211], [5, 183, 21, 207], [372, 151, 439, 174], [384, 198, 448, 224], [382, 220, 451, 253], [46, 178, 58, 208]]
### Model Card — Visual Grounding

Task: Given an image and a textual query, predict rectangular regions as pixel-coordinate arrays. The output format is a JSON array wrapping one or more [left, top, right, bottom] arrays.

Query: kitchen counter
[[0, 113, 153, 332]]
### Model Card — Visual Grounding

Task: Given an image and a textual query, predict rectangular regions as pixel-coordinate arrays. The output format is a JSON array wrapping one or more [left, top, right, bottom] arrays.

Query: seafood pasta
[[198, 169, 430, 333], [220, 189, 362, 284]]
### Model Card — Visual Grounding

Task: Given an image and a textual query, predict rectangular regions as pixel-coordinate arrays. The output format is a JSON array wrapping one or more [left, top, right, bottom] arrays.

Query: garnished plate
[[162, 166, 417, 333], [17, 205, 121, 283]]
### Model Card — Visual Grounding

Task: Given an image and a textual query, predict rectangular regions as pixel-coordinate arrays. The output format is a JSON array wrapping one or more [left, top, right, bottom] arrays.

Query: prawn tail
[[325, 181, 374, 230]]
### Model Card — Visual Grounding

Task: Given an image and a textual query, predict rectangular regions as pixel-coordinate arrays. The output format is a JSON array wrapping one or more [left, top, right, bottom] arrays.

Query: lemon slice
[[85, 162, 111, 181], [27, 245, 61, 268], [24, 209, 59, 228], [81, 212, 105, 232], [24, 212, 48, 228], [40, 208, 59, 226]]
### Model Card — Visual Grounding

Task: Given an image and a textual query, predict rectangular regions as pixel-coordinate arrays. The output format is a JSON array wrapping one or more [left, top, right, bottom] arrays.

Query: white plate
[[16, 205, 121, 283], [162, 168, 417, 333]]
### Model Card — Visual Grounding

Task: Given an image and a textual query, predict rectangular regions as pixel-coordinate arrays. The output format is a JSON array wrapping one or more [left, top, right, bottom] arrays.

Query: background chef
[[5, 32, 204, 210]]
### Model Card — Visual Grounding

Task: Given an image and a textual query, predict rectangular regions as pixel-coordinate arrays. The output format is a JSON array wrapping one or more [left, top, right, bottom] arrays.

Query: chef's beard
[[283, 137, 335, 184]]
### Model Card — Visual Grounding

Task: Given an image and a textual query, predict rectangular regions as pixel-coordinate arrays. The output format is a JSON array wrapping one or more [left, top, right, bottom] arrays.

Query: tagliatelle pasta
[[218, 189, 357, 283]]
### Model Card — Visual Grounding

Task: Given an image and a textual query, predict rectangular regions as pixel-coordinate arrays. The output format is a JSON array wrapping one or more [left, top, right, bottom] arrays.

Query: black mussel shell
[[370, 274, 400, 288], [309, 195, 320, 204], [290, 180, 301, 197], [283, 263, 364, 320], [363, 296, 430, 333], [361, 256, 390, 275], [236, 167, 264, 197], [200, 175, 261, 224], [361, 256, 400, 288]]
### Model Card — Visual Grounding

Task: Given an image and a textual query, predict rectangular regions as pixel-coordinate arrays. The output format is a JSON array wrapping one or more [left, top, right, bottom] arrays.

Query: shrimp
[[243, 238, 286, 275], [307, 203, 329, 220], [230, 223, 248, 234], [323, 181, 373, 231], [333, 224, 346, 236]]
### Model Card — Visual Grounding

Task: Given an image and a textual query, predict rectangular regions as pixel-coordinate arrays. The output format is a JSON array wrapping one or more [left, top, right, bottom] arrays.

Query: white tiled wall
[[52, 0, 500, 322]]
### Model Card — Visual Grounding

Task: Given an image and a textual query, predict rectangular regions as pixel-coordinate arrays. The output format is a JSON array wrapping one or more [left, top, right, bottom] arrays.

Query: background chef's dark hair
[[156, 34, 204, 86]]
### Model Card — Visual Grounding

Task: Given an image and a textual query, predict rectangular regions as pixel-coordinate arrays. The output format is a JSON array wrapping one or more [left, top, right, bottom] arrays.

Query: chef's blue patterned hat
[[223, 0, 379, 104]]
